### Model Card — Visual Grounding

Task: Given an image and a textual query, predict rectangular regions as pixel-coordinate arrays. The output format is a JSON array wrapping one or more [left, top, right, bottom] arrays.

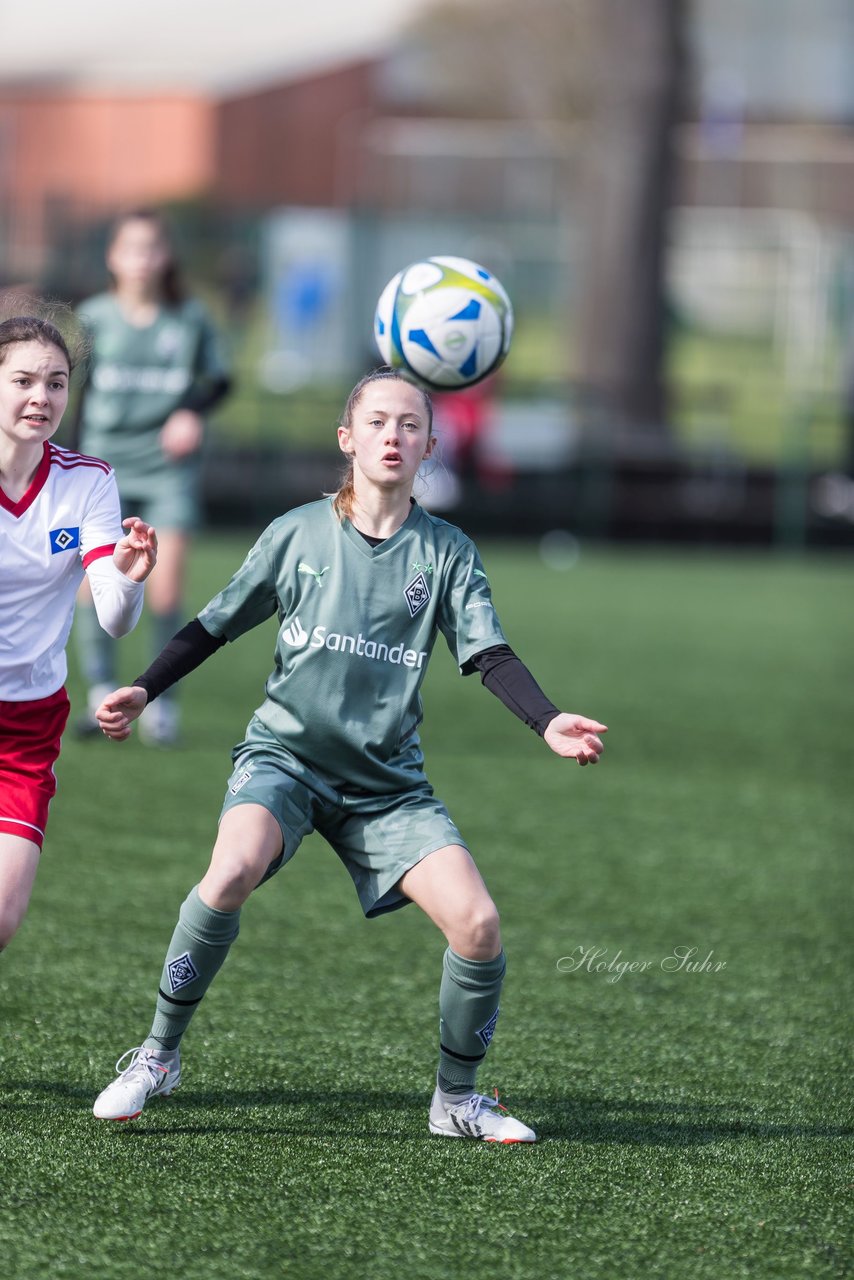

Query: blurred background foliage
[[2, 0, 853, 536]]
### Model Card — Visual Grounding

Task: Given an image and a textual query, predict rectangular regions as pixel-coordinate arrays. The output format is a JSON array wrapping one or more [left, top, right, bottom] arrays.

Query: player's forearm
[[179, 374, 233, 415], [133, 618, 227, 703], [471, 645, 560, 736], [85, 557, 145, 638]]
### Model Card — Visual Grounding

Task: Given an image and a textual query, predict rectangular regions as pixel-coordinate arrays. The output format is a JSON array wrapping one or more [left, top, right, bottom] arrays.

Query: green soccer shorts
[[116, 458, 202, 533], [219, 748, 469, 917]]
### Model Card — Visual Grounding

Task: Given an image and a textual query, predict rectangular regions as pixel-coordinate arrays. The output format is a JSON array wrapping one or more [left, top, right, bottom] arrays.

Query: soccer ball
[[373, 256, 513, 390]]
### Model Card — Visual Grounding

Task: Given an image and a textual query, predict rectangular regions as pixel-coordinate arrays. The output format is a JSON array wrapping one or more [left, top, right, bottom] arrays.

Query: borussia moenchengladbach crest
[[404, 571, 431, 618]]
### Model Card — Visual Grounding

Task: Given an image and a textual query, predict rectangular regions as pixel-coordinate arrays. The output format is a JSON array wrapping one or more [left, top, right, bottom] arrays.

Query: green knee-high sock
[[144, 886, 240, 1051], [437, 947, 506, 1095], [75, 602, 116, 689]]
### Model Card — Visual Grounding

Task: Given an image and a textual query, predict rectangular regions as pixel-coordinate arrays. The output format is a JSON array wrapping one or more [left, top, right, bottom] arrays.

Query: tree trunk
[[577, 0, 686, 447]]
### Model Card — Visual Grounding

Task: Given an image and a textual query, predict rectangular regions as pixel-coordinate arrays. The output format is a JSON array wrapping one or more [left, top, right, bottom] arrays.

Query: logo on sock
[[476, 1005, 500, 1049], [167, 951, 200, 993]]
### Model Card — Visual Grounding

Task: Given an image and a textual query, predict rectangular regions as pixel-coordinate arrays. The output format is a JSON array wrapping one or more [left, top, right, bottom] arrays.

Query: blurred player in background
[[0, 306, 157, 952], [90, 369, 606, 1143], [73, 209, 231, 745], [428, 374, 512, 511]]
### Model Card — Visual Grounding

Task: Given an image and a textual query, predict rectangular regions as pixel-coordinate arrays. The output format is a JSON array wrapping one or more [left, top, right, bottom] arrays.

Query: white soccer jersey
[[0, 442, 125, 700]]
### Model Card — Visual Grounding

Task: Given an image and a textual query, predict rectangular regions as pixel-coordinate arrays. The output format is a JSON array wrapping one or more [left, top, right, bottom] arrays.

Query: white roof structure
[[0, 0, 432, 94]]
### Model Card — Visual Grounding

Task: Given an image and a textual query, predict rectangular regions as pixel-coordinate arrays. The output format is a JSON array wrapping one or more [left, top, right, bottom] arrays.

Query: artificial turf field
[[1, 535, 850, 1280]]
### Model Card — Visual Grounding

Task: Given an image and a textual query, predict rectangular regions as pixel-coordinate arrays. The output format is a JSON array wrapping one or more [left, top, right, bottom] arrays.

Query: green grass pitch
[[1, 536, 850, 1280]]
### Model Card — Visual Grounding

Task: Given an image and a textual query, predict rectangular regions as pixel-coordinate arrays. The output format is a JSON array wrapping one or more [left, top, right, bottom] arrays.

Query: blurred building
[[1, 0, 851, 545], [0, 91, 213, 281], [215, 60, 378, 210], [2, 0, 853, 284]]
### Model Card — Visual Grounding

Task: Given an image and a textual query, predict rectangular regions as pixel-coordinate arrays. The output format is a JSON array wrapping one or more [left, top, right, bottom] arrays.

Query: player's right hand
[[96, 686, 149, 740], [159, 409, 204, 459]]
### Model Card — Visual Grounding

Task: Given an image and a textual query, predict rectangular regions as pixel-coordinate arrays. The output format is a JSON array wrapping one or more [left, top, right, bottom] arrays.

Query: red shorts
[[0, 687, 70, 850]]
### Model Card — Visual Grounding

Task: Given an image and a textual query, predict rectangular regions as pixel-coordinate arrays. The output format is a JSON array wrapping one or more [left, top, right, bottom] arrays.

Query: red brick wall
[[0, 92, 214, 273], [214, 60, 379, 208]]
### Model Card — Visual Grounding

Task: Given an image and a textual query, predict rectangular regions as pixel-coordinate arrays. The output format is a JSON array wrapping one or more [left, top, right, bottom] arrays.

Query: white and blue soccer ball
[[373, 255, 513, 390]]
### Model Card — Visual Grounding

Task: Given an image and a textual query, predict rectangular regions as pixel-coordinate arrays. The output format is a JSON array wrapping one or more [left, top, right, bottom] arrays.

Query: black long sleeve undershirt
[[469, 645, 560, 737], [179, 373, 233, 415], [133, 619, 225, 703], [133, 622, 559, 738]]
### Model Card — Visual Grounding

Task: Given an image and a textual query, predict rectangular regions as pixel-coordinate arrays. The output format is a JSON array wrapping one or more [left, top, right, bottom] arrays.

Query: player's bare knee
[[448, 901, 501, 957], [199, 854, 265, 910]]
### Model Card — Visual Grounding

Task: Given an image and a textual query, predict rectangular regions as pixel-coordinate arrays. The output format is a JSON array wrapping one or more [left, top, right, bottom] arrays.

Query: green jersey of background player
[[73, 208, 231, 746], [91, 368, 608, 1143]]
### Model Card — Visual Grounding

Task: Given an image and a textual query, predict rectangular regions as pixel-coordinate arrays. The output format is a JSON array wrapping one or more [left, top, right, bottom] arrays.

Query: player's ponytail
[[330, 368, 433, 522], [332, 459, 357, 522]]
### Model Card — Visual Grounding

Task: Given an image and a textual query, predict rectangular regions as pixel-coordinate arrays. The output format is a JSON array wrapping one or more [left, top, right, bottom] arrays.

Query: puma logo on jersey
[[472, 568, 488, 581], [298, 563, 329, 587], [281, 615, 309, 647]]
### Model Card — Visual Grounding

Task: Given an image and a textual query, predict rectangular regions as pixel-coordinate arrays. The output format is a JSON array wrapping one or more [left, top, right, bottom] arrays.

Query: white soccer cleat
[[428, 1086, 536, 1143], [92, 1046, 181, 1121]]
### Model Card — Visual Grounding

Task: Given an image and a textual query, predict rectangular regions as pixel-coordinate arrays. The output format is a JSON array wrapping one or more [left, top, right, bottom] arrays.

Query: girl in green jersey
[[91, 370, 607, 1142], [74, 209, 231, 745]]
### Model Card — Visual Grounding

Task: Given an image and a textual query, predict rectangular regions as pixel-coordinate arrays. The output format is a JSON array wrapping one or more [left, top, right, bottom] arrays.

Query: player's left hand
[[543, 713, 607, 766], [113, 517, 158, 582], [160, 409, 204, 459]]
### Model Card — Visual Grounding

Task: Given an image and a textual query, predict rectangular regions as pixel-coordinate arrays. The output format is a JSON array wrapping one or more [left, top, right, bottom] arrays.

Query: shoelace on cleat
[[457, 1089, 509, 1125], [113, 1046, 170, 1087]]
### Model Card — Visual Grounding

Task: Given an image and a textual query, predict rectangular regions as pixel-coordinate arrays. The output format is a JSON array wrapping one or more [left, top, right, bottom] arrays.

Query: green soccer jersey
[[198, 498, 507, 794], [77, 293, 229, 481]]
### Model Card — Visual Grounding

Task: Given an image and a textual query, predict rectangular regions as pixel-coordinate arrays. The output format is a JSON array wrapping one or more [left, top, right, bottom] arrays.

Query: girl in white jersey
[[0, 310, 157, 952], [92, 370, 607, 1143]]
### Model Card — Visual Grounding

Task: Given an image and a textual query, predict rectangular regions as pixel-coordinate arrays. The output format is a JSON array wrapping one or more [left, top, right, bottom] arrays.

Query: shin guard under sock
[[437, 946, 506, 1094], [144, 886, 240, 1051]]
